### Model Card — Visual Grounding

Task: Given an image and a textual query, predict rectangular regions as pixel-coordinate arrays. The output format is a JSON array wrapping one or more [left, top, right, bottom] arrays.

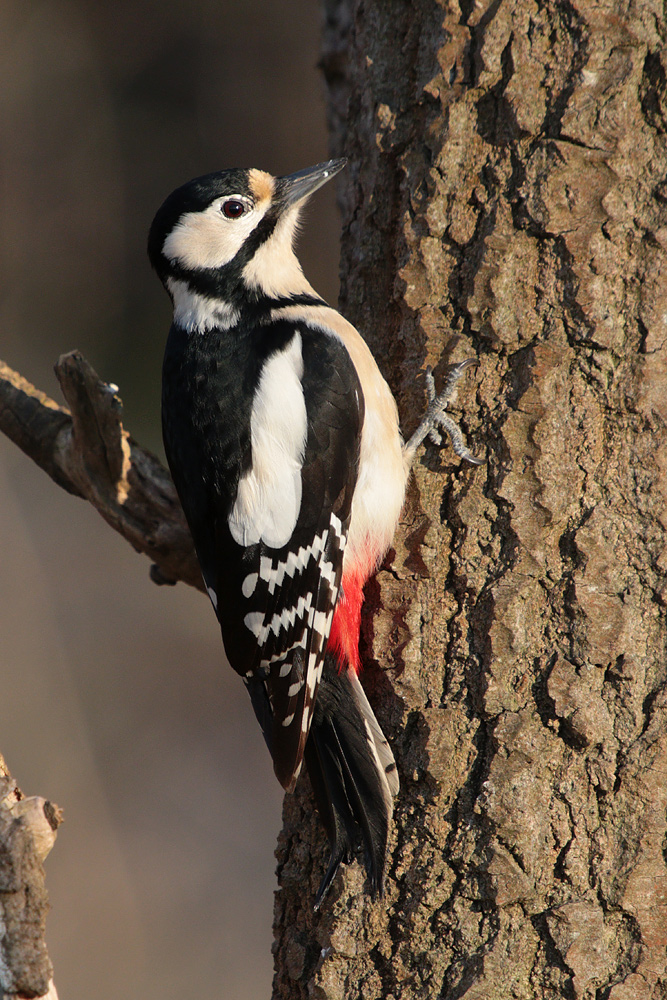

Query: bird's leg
[[404, 359, 483, 466]]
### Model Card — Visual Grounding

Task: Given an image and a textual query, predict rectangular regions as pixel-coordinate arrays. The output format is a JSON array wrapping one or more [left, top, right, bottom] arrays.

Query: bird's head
[[148, 159, 346, 321]]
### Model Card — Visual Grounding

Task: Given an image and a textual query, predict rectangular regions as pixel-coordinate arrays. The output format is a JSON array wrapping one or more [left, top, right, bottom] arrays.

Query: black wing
[[216, 327, 363, 790], [162, 319, 363, 791]]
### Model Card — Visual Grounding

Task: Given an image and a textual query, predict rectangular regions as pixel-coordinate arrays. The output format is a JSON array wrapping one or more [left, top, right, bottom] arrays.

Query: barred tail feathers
[[304, 651, 399, 908]]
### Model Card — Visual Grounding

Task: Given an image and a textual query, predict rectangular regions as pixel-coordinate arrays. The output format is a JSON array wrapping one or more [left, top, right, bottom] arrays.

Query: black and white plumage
[[149, 159, 479, 905]]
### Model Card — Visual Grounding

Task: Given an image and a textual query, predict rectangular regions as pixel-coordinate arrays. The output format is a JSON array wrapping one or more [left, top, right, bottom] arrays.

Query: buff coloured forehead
[[247, 168, 276, 205]]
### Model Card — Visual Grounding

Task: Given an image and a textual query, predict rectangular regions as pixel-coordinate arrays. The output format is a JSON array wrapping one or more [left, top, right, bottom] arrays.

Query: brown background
[[0, 3, 339, 996]]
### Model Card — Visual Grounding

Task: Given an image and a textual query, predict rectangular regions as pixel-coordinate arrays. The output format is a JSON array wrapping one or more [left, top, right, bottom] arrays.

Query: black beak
[[280, 158, 347, 207]]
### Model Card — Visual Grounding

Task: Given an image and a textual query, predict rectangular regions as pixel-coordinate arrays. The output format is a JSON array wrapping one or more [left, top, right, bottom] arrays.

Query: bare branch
[[0, 352, 203, 592], [0, 753, 62, 999]]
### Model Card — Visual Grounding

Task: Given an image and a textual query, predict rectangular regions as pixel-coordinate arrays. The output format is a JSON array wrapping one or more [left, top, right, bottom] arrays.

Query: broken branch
[[0, 353, 203, 592]]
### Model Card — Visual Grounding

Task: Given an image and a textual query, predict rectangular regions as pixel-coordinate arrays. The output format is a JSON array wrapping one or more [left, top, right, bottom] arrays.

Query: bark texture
[[0, 755, 61, 1000], [273, 1, 667, 998], [0, 2, 665, 996]]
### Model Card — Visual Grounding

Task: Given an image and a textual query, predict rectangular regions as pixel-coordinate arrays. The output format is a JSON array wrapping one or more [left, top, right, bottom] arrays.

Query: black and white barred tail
[[304, 653, 399, 908]]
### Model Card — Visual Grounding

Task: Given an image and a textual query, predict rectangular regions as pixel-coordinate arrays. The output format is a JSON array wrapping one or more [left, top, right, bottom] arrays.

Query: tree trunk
[[1, 2, 665, 996], [273, 2, 667, 998]]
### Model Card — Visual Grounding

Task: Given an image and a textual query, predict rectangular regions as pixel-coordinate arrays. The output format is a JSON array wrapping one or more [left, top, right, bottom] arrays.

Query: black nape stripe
[[171, 260, 329, 319], [268, 293, 329, 310]]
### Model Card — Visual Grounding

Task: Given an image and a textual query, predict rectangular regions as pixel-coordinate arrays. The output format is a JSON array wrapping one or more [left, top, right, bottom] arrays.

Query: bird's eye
[[221, 199, 247, 219]]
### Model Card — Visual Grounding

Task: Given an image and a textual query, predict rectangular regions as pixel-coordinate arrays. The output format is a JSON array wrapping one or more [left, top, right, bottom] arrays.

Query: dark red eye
[[222, 199, 246, 219]]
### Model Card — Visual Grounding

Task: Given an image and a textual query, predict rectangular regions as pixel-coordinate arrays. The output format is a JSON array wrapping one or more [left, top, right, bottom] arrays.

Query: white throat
[[242, 206, 317, 299], [167, 278, 240, 334]]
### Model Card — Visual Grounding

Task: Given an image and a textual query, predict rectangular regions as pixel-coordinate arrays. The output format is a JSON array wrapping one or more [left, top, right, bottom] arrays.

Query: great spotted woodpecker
[[149, 159, 480, 906]]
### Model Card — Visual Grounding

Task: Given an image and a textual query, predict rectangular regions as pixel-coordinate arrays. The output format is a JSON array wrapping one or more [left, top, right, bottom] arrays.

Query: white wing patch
[[268, 303, 406, 581], [228, 333, 307, 548]]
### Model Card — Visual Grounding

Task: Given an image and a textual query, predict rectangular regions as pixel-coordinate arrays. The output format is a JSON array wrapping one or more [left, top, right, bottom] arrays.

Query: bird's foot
[[405, 359, 483, 465]]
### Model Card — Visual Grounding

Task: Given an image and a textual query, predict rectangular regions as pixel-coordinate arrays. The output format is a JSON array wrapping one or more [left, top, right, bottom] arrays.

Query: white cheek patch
[[162, 200, 266, 271], [228, 332, 307, 549]]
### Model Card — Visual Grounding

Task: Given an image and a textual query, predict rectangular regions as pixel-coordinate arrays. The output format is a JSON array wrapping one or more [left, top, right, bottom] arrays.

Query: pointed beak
[[279, 158, 347, 207]]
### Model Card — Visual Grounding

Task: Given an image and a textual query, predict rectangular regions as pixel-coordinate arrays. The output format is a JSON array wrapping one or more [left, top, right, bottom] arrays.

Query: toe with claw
[[405, 358, 483, 466]]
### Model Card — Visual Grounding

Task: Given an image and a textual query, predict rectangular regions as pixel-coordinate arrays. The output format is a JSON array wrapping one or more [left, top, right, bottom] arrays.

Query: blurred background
[[0, 3, 342, 997]]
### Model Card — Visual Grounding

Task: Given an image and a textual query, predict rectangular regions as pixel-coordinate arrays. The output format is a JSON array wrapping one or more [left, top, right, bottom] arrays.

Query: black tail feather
[[304, 730, 355, 909], [304, 653, 398, 908]]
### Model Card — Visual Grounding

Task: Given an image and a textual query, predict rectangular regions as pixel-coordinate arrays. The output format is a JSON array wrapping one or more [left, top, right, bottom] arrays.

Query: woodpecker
[[149, 159, 480, 906]]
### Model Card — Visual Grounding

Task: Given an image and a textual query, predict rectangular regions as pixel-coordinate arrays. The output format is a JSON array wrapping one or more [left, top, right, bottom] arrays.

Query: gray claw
[[405, 359, 483, 465]]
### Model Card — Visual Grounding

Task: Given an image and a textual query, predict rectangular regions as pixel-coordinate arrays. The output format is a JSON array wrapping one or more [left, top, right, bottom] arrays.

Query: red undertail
[[328, 569, 365, 674]]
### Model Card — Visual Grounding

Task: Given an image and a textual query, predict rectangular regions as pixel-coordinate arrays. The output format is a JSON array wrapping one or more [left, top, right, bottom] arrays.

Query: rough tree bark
[[273, 1, 667, 998], [1, 1, 666, 998], [0, 754, 61, 1000]]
